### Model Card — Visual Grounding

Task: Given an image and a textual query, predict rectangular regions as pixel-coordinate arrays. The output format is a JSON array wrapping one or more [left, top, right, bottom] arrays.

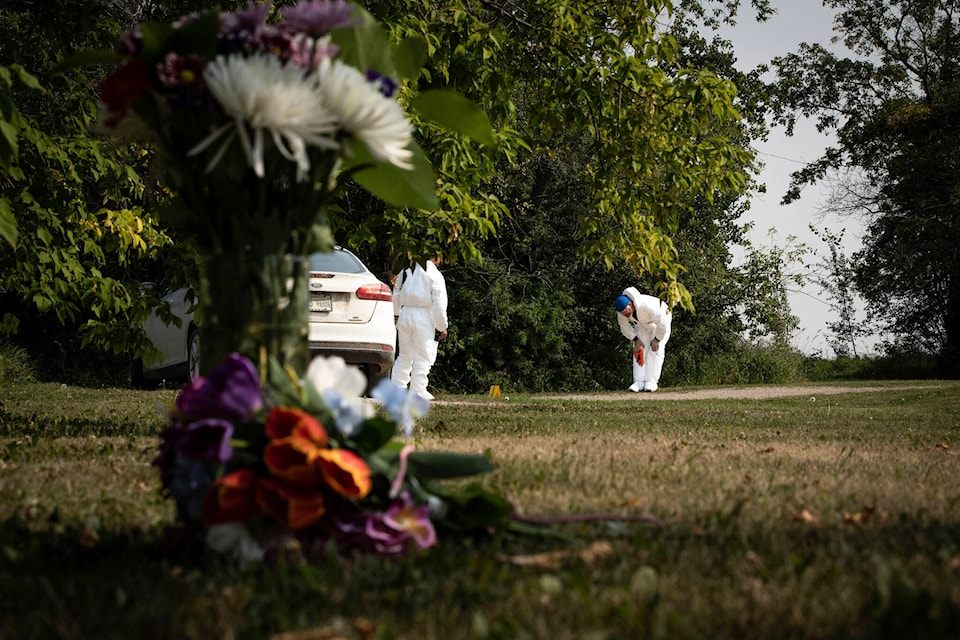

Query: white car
[[131, 285, 199, 389], [132, 248, 396, 391], [306, 248, 396, 390]]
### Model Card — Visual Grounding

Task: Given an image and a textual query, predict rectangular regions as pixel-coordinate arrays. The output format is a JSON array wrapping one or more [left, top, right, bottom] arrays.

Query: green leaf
[[406, 450, 494, 479], [411, 90, 495, 147], [431, 482, 514, 530], [346, 140, 438, 210], [349, 416, 397, 454], [331, 6, 395, 77], [0, 120, 18, 170], [393, 36, 428, 81], [165, 11, 221, 59], [266, 356, 302, 406], [0, 197, 17, 248], [138, 21, 175, 59], [12, 65, 41, 91], [55, 49, 127, 73]]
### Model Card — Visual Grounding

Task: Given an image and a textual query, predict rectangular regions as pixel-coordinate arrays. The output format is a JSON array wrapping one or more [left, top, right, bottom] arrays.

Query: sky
[[716, 1, 884, 356]]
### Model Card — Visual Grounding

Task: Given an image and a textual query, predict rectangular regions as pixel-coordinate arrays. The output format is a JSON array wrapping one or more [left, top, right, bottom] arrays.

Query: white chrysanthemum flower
[[206, 523, 264, 567], [317, 59, 414, 170], [305, 355, 374, 436], [189, 53, 339, 181]]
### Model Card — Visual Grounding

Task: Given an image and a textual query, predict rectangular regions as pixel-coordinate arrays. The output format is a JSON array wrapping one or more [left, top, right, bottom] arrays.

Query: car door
[[144, 287, 193, 367]]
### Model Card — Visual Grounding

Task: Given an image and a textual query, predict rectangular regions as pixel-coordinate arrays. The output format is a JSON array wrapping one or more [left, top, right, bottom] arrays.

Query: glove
[[634, 348, 644, 366]]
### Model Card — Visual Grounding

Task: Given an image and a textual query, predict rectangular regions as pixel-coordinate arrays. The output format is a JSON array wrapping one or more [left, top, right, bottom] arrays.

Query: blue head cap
[[614, 295, 630, 312]]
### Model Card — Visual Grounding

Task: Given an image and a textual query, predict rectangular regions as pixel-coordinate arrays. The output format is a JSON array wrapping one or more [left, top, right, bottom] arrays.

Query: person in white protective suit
[[391, 257, 448, 400], [614, 287, 672, 392]]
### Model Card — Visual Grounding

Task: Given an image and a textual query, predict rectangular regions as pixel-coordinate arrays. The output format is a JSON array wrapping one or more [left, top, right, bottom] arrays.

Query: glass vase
[[197, 250, 310, 382]]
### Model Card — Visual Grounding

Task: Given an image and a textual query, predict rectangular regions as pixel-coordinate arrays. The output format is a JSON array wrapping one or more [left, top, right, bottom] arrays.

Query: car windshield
[[308, 250, 366, 274]]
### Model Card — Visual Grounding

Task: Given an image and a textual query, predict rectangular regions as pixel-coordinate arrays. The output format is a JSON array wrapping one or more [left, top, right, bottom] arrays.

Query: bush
[[667, 341, 806, 387], [0, 341, 35, 384], [804, 351, 943, 381]]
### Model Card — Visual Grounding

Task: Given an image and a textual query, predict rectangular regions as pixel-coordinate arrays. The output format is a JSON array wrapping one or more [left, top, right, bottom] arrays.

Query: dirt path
[[433, 383, 944, 404]]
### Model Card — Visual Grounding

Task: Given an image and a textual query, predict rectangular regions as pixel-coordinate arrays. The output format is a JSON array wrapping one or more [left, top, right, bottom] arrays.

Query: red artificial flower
[[99, 57, 152, 127], [256, 477, 325, 529], [264, 436, 322, 486], [203, 469, 260, 525], [316, 448, 372, 499], [265, 407, 327, 445]]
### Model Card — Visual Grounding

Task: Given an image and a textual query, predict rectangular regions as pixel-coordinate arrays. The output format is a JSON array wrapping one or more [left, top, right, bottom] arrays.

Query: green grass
[[1, 381, 959, 639]]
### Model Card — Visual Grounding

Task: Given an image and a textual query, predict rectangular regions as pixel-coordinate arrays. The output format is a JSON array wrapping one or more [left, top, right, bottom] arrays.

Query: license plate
[[310, 296, 332, 312]]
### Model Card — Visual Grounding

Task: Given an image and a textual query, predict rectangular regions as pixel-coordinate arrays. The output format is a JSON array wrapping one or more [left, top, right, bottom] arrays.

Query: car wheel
[[187, 328, 200, 381], [365, 366, 392, 395], [130, 356, 156, 390]]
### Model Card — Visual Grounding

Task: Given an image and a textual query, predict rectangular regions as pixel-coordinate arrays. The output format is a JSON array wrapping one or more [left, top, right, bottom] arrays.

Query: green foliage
[[0, 341, 34, 384], [424, 10, 804, 393], [0, 63, 42, 248], [803, 351, 943, 382], [669, 340, 806, 386], [337, 0, 755, 306], [769, 0, 960, 373], [0, 1, 195, 367], [808, 226, 874, 358]]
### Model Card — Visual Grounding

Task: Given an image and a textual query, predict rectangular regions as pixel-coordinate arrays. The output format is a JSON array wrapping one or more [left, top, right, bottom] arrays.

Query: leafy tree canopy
[[337, 0, 764, 311]]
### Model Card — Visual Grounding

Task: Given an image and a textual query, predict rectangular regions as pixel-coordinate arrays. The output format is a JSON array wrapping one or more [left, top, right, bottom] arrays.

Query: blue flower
[[371, 380, 429, 437], [167, 456, 216, 522]]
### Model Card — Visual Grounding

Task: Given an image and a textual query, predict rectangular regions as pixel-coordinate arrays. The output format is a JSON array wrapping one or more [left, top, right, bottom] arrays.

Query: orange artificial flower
[[265, 406, 327, 445], [316, 448, 372, 499], [264, 436, 323, 486], [204, 469, 261, 525], [256, 477, 325, 529]]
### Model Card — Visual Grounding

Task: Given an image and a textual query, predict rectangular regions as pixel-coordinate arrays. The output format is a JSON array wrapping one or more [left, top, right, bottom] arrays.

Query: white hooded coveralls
[[391, 261, 448, 397], [617, 287, 672, 388]]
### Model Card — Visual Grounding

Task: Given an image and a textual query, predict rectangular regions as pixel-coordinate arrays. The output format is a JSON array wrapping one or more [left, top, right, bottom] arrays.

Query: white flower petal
[[206, 523, 264, 567], [306, 355, 367, 398], [200, 53, 339, 180], [318, 59, 414, 170]]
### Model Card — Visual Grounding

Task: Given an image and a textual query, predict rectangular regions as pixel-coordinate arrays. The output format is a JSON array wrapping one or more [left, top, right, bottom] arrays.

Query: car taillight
[[356, 283, 392, 301]]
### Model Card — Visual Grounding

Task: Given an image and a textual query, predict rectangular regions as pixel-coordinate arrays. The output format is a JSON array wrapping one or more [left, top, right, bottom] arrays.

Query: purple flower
[[287, 33, 339, 69], [115, 26, 142, 56], [175, 353, 262, 423], [280, 0, 361, 35], [221, 1, 272, 34], [251, 25, 296, 60], [330, 493, 436, 556], [157, 53, 207, 88], [365, 70, 398, 98], [177, 418, 234, 463]]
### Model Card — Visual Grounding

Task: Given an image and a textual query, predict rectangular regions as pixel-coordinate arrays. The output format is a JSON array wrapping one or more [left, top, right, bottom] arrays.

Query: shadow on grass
[[2, 514, 959, 640]]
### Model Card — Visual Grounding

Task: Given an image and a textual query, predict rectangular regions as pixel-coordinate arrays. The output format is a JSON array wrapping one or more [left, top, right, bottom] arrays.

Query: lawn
[[1, 381, 958, 639]]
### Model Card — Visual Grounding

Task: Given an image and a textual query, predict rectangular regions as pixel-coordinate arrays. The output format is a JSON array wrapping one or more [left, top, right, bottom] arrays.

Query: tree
[[0, 0, 190, 379], [426, 1, 803, 392], [769, 0, 960, 373], [338, 0, 757, 311], [809, 226, 869, 357], [2, 0, 765, 385]]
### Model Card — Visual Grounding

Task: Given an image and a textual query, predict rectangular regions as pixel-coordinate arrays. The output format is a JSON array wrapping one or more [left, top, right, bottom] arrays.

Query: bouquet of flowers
[[82, 0, 491, 377], [156, 351, 514, 564], [77, 1, 515, 564], [93, 0, 449, 223]]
